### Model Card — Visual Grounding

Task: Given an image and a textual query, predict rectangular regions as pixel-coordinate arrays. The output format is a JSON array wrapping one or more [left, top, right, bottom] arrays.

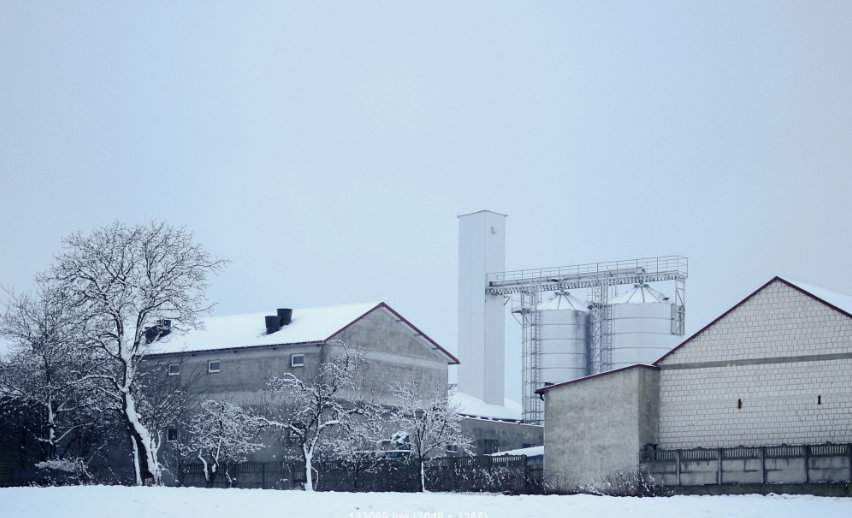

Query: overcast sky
[[1, 1, 850, 400]]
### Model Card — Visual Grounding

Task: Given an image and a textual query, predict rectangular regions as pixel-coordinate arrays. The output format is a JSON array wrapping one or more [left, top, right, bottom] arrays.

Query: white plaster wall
[[457, 210, 506, 405]]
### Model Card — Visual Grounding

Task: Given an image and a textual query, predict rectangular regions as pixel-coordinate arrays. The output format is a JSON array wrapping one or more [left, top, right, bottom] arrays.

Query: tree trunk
[[419, 459, 427, 492], [124, 392, 162, 485], [304, 449, 314, 492]]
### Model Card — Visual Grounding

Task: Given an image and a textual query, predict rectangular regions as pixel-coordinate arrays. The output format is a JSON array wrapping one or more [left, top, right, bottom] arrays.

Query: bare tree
[[0, 283, 98, 462], [260, 342, 363, 491], [48, 222, 224, 485], [390, 384, 473, 492], [177, 400, 263, 487], [321, 402, 401, 490]]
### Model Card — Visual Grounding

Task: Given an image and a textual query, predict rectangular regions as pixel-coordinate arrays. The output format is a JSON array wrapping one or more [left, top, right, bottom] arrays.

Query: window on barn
[[167, 428, 178, 442], [737, 398, 742, 409], [478, 439, 499, 454], [208, 360, 221, 374], [818, 395, 822, 405], [167, 363, 180, 376], [290, 353, 305, 368]]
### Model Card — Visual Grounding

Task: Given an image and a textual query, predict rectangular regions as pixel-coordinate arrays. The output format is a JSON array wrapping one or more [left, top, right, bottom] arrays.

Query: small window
[[167, 363, 180, 376], [290, 353, 305, 368], [737, 398, 742, 410], [167, 428, 178, 442], [446, 444, 459, 453], [818, 395, 822, 405], [208, 360, 221, 374], [478, 439, 499, 454]]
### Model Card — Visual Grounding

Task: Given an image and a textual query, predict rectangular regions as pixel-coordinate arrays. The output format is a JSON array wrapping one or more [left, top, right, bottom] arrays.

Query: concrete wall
[[331, 306, 449, 405], [642, 444, 852, 487], [543, 365, 659, 491], [461, 418, 543, 455], [658, 280, 852, 448]]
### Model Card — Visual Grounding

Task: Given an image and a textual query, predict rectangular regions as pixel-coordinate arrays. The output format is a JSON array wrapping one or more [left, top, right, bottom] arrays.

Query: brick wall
[[658, 280, 852, 449]]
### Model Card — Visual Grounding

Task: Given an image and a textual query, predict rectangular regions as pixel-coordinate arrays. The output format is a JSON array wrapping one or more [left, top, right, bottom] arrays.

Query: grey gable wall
[[542, 365, 659, 491], [330, 306, 450, 405]]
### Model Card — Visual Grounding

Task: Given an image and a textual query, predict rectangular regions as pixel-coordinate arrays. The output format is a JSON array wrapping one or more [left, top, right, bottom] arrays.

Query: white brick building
[[657, 277, 852, 449], [539, 276, 852, 490]]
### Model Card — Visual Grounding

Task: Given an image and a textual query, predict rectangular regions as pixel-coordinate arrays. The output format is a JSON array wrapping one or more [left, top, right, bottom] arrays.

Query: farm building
[[143, 301, 456, 408], [144, 301, 538, 467], [539, 276, 852, 492]]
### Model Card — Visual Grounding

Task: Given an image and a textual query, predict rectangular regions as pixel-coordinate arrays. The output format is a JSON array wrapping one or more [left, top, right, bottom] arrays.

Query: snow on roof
[[488, 445, 544, 457], [450, 391, 522, 421], [782, 278, 852, 316], [145, 302, 381, 355]]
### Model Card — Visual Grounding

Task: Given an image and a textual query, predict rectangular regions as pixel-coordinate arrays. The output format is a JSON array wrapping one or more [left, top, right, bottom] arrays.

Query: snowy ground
[[3, 486, 851, 518]]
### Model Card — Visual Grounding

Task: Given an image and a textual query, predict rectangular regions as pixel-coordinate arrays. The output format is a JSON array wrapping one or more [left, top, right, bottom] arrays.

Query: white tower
[[457, 210, 506, 405]]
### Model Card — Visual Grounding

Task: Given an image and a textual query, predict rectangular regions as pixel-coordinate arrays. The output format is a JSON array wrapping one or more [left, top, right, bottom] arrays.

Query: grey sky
[[1, 1, 850, 400]]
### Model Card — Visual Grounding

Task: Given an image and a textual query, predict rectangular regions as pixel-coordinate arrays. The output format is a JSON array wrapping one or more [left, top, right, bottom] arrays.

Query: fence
[[179, 455, 542, 493], [640, 443, 852, 487]]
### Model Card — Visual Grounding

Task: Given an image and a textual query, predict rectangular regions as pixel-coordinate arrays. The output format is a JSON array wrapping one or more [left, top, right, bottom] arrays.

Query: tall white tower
[[457, 210, 506, 405]]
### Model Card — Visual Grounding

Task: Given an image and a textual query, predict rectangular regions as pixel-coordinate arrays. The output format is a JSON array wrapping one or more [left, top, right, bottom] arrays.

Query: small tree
[[48, 222, 224, 485], [391, 384, 473, 492], [0, 283, 99, 463], [261, 341, 362, 491], [323, 401, 393, 490], [178, 400, 263, 487]]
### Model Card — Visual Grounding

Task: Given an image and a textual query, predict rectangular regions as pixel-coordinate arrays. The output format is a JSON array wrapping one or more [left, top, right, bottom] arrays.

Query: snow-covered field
[[2, 486, 850, 518]]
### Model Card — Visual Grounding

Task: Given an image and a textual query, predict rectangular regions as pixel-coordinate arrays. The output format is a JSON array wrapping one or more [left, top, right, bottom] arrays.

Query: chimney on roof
[[265, 315, 281, 334], [144, 319, 172, 344], [266, 308, 293, 334], [277, 308, 293, 326]]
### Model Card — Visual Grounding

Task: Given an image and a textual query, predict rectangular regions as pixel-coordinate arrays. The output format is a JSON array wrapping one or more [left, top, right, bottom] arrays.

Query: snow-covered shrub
[[31, 457, 93, 486], [577, 470, 669, 497]]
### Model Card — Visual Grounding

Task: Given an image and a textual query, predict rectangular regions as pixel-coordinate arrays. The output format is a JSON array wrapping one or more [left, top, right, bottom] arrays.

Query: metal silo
[[608, 283, 681, 369], [536, 291, 589, 385]]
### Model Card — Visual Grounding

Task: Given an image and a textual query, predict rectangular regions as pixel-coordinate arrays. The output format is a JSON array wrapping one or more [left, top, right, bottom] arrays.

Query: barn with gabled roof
[[538, 276, 852, 491]]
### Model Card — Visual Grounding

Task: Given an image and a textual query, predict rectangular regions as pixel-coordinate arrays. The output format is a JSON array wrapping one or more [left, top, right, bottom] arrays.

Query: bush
[[580, 470, 670, 497], [29, 458, 93, 486]]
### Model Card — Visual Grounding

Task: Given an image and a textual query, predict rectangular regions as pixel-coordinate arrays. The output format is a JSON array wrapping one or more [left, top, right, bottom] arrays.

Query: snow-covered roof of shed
[[450, 391, 523, 421], [144, 301, 459, 364], [488, 445, 544, 457]]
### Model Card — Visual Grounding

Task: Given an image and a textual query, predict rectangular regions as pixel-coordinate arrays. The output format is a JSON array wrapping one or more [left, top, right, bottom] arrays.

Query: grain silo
[[537, 291, 589, 386], [608, 283, 681, 369]]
